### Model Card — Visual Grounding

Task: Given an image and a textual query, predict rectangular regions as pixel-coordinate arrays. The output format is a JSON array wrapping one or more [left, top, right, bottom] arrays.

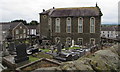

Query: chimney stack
[[53, 7, 55, 9], [43, 9, 45, 12]]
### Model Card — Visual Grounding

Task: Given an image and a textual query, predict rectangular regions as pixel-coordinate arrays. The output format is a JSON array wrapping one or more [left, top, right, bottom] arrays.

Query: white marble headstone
[[71, 40, 75, 47]]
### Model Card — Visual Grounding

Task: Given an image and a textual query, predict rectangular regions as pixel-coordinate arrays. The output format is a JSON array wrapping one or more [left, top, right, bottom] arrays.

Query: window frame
[[90, 38, 95, 44], [16, 29, 19, 34], [55, 18, 60, 33], [77, 38, 83, 45], [55, 37, 60, 43], [78, 17, 83, 33], [90, 17, 95, 33], [66, 17, 71, 33]]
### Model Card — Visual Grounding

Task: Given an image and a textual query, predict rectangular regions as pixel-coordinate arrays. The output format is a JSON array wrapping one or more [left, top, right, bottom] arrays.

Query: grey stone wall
[[40, 13, 101, 45]]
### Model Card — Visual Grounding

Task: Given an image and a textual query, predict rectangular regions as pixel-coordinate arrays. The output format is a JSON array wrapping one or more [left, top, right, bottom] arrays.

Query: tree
[[11, 19, 28, 25], [29, 20, 39, 25]]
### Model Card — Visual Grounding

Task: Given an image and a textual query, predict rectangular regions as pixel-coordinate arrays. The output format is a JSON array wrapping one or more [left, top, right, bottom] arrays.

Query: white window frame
[[78, 17, 83, 33], [90, 17, 95, 33], [66, 17, 71, 33], [55, 18, 60, 33], [90, 38, 95, 44], [23, 34, 26, 38], [55, 37, 60, 43], [16, 29, 19, 34], [77, 38, 83, 45], [20, 34, 23, 38], [23, 29, 26, 33], [16, 35, 19, 39], [20, 26, 22, 29]]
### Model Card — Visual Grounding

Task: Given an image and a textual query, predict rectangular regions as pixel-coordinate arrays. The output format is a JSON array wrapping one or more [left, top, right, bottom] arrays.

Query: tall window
[[48, 18, 52, 30], [90, 17, 95, 33], [55, 37, 60, 43], [23, 29, 26, 33], [78, 17, 83, 33], [16, 29, 19, 34], [23, 34, 26, 38], [66, 17, 71, 33], [55, 18, 60, 33], [90, 38, 95, 45], [66, 37, 71, 45], [77, 38, 83, 45], [20, 34, 23, 38]]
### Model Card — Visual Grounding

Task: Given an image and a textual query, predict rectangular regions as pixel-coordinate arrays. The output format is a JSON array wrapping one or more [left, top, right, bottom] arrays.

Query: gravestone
[[8, 42, 16, 55], [56, 41, 62, 54], [8, 43, 15, 52], [14, 44, 29, 63], [71, 40, 75, 47]]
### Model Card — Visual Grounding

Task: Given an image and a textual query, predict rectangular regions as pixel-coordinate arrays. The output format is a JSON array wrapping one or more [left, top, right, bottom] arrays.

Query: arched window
[[77, 38, 83, 45], [55, 37, 60, 43], [48, 18, 52, 30], [55, 18, 60, 33], [78, 17, 83, 33], [90, 38, 95, 45], [90, 17, 95, 33], [66, 17, 71, 33], [66, 37, 71, 45]]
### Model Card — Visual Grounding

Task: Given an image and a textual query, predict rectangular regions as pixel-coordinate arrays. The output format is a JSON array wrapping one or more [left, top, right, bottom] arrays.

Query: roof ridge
[[56, 7, 97, 9]]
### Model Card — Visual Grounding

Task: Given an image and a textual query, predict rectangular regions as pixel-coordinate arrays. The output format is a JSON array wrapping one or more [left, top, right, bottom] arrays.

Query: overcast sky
[[0, 0, 119, 24]]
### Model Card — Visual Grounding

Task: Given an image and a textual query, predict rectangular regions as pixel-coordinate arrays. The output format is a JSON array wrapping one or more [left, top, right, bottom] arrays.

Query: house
[[39, 4, 103, 45], [101, 25, 119, 39], [0, 22, 28, 40], [26, 25, 37, 35], [0, 22, 11, 51]]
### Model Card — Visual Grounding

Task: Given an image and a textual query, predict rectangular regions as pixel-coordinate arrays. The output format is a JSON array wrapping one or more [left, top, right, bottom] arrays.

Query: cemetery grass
[[36, 52, 53, 59], [29, 52, 53, 62], [29, 56, 39, 62], [40, 49, 51, 52], [66, 47, 81, 50]]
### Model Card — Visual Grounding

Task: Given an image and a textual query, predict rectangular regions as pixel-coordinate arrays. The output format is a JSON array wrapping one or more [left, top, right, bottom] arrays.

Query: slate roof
[[114, 26, 120, 31], [0, 22, 22, 30], [101, 26, 120, 31], [0, 22, 10, 31], [40, 6, 102, 17], [26, 25, 37, 29]]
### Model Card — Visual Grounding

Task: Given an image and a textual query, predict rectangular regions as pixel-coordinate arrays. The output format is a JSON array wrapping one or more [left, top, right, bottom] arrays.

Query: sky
[[0, 0, 119, 24]]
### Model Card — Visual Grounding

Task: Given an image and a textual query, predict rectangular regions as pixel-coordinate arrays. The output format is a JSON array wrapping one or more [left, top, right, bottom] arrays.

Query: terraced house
[[0, 22, 28, 40], [39, 4, 103, 45]]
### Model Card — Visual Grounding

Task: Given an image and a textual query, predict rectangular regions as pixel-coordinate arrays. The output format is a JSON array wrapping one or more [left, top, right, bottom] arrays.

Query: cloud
[[0, 0, 119, 24]]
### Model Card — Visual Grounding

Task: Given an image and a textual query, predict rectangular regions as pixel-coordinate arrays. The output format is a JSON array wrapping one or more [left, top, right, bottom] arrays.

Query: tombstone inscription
[[14, 44, 29, 63]]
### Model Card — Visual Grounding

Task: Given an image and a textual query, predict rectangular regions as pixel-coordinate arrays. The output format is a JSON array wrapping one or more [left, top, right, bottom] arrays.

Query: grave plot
[[16, 58, 61, 72]]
